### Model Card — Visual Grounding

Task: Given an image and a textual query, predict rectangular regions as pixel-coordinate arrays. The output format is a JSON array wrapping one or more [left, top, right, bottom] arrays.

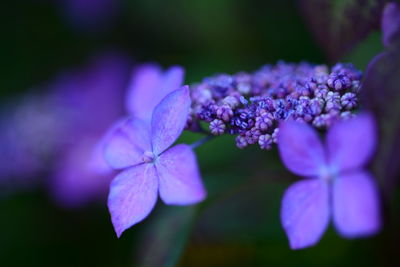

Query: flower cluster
[[188, 62, 362, 149]]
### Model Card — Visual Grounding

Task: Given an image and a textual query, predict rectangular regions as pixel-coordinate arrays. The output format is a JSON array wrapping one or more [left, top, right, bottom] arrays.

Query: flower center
[[142, 151, 156, 163], [319, 165, 339, 183]]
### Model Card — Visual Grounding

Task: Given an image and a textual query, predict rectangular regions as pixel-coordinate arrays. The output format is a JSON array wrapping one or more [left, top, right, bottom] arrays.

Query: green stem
[[190, 135, 214, 149]]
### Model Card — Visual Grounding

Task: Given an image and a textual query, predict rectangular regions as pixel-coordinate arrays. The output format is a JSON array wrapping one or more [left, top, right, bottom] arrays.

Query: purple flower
[[278, 113, 381, 249], [104, 86, 206, 237]]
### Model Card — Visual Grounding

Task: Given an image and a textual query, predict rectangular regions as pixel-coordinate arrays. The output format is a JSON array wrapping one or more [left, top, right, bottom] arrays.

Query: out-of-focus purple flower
[[0, 94, 68, 190], [58, 0, 121, 32], [0, 53, 131, 205], [49, 53, 131, 207], [382, 2, 400, 48], [278, 113, 381, 249], [104, 86, 206, 237]]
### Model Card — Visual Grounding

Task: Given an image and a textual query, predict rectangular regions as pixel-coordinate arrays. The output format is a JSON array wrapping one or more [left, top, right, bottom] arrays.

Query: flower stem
[[190, 135, 214, 149]]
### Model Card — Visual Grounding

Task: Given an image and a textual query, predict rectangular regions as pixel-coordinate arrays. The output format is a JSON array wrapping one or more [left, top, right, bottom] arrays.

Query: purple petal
[[104, 118, 151, 169], [108, 164, 158, 237], [382, 2, 400, 48], [281, 179, 330, 249], [156, 144, 206, 205], [151, 86, 191, 155], [333, 170, 381, 238], [278, 121, 326, 177], [326, 113, 376, 173], [125, 64, 184, 121]]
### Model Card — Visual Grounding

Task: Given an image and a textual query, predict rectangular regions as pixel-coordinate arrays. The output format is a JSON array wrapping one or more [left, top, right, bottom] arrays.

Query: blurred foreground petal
[[326, 113, 376, 173], [333, 170, 381, 238], [278, 121, 326, 177], [281, 179, 330, 249]]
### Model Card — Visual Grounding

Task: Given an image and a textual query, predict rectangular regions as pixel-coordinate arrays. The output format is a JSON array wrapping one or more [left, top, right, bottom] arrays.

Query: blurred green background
[[1, 0, 398, 266]]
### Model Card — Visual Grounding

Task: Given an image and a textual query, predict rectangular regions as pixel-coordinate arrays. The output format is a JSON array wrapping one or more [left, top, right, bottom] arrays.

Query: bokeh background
[[1, 0, 399, 266]]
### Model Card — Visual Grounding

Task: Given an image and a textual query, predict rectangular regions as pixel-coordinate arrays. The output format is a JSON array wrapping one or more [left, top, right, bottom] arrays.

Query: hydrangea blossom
[[278, 113, 381, 249], [188, 62, 362, 149], [104, 86, 206, 237]]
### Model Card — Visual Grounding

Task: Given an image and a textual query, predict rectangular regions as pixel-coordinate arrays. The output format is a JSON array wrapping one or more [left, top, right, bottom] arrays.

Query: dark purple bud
[[341, 92, 357, 110], [250, 127, 262, 142], [258, 134, 273, 150], [197, 104, 216, 122], [255, 112, 274, 130], [235, 135, 248, 149], [340, 111, 355, 120], [222, 95, 239, 108], [312, 115, 326, 128], [216, 105, 234, 122], [272, 128, 279, 143], [209, 119, 226, 135], [309, 98, 324, 115], [325, 91, 341, 112], [327, 73, 352, 91], [285, 96, 298, 109]]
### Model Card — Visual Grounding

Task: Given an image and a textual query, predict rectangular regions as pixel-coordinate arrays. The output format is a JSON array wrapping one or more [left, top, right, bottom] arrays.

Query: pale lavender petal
[[125, 65, 184, 121], [281, 179, 330, 249], [333, 170, 381, 238], [278, 121, 326, 177], [160, 66, 185, 98], [156, 144, 206, 205], [104, 118, 151, 169], [108, 164, 158, 237], [382, 2, 400, 48], [326, 113, 376, 173], [151, 86, 191, 154]]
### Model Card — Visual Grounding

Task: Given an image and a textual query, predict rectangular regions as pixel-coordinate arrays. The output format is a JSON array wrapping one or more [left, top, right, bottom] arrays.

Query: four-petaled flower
[[104, 86, 206, 237], [278, 113, 381, 249]]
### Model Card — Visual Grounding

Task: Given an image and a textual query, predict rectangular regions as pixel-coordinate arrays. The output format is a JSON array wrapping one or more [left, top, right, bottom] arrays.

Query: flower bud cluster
[[188, 62, 361, 149]]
